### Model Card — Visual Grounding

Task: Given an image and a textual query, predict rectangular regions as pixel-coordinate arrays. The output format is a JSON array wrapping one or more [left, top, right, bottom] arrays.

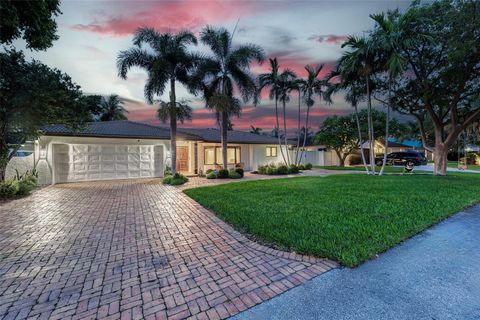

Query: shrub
[[0, 179, 19, 199], [298, 164, 305, 170], [288, 164, 300, 174], [304, 163, 313, 170], [258, 165, 267, 174], [206, 169, 214, 174], [17, 173, 38, 195], [276, 165, 289, 174], [266, 166, 277, 175], [163, 172, 188, 185], [228, 171, 242, 179], [347, 154, 362, 165], [217, 169, 229, 179], [234, 168, 244, 177], [206, 172, 217, 179]]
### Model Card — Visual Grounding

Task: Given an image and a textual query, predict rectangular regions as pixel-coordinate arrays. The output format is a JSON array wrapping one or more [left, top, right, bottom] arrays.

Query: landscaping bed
[[184, 173, 480, 267]]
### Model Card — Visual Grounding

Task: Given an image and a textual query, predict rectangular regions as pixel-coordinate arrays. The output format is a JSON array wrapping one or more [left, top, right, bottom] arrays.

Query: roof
[[382, 141, 411, 148], [178, 128, 286, 144], [42, 121, 288, 144], [42, 121, 197, 140]]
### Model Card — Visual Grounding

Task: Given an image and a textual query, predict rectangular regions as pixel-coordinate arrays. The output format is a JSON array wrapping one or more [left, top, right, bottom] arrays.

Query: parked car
[[375, 152, 427, 166]]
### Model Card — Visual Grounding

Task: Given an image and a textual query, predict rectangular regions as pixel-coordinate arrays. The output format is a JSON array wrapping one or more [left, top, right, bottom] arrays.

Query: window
[[266, 146, 277, 157], [204, 147, 241, 165]]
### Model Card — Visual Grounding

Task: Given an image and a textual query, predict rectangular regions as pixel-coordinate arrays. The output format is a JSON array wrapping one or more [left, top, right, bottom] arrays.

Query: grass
[[316, 165, 406, 173], [184, 173, 480, 267], [447, 161, 480, 171]]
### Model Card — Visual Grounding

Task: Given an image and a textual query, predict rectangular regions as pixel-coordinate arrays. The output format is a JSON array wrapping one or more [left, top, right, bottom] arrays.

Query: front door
[[176, 147, 189, 172]]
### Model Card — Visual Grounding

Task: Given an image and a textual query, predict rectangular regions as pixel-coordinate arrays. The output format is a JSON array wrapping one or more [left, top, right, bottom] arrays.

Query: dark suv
[[375, 151, 427, 166]]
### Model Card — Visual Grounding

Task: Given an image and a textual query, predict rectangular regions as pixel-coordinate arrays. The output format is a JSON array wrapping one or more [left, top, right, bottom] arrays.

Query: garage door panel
[[54, 143, 164, 183]]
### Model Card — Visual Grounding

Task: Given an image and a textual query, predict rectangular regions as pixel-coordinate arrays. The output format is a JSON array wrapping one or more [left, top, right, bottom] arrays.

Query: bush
[[164, 165, 172, 176], [347, 154, 362, 166], [206, 169, 214, 174], [234, 168, 244, 177], [298, 164, 305, 170], [288, 164, 299, 174], [266, 166, 277, 175], [228, 171, 242, 179], [206, 172, 217, 179], [276, 165, 289, 174], [304, 163, 313, 170], [17, 173, 38, 195], [258, 165, 267, 174], [217, 169, 229, 179], [162, 172, 188, 185], [0, 179, 19, 199]]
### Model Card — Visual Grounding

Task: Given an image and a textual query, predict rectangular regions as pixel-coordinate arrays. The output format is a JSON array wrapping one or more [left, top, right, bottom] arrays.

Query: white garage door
[[53, 144, 164, 183]]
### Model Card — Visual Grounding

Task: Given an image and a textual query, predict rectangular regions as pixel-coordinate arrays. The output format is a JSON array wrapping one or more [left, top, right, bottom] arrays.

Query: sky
[[18, 0, 411, 132]]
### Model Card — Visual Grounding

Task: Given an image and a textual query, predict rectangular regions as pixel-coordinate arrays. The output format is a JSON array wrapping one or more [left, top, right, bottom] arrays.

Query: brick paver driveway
[[0, 179, 336, 320]]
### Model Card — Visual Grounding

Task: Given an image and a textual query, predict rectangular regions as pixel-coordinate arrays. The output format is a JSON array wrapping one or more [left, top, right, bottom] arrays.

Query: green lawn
[[184, 174, 480, 267], [316, 165, 406, 173]]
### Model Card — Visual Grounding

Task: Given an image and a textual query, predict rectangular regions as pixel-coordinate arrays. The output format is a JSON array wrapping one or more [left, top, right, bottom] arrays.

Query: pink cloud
[[72, 1, 262, 36], [308, 34, 349, 45]]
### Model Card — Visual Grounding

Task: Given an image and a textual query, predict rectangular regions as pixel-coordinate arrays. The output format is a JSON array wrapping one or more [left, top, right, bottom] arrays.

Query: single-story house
[[6, 121, 338, 185]]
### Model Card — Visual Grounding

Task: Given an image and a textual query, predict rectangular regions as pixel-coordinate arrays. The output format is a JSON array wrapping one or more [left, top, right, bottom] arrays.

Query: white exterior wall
[[251, 144, 291, 170], [31, 136, 171, 185]]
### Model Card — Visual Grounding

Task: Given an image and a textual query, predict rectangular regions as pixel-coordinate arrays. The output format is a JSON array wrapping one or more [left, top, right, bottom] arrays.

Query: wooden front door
[[176, 147, 189, 172]]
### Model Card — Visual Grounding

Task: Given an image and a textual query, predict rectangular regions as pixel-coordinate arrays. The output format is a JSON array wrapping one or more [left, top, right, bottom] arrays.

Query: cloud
[[71, 1, 263, 36], [308, 34, 348, 45]]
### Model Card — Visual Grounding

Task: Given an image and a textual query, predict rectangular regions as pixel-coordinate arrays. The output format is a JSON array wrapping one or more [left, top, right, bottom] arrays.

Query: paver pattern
[[0, 179, 336, 320]]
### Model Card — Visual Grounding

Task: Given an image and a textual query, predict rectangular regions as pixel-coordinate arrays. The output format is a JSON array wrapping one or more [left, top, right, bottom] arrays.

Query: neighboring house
[[6, 121, 338, 185]]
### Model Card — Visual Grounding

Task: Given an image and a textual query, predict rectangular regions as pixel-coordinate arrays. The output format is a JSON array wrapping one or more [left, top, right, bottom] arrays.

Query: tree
[[0, 0, 61, 50], [99, 94, 128, 121], [194, 26, 264, 169], [340, 36, 378, 173], [81, 94, 103, 121], [324, 68, 371, 173], [0, 49, 90, 180], [258, 58, 290, 164], [157, 100, 192, 128], [117, 28, 199, 174], [315, 115, 358, 167], [276, 70, 297, 165], [376, 0, 480, 175], [357, 109, 408, 142], [297, 65, 325, 165]]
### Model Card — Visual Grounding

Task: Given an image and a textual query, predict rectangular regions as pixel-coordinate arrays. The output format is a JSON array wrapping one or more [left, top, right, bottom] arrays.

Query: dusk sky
[[17, 0, 410, 131]]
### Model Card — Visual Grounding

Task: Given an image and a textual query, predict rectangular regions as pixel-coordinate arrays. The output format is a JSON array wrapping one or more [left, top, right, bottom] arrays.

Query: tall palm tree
[[276, 70, 297, 165], [340, 36, 378, 173], [297, 65, 325, 164], [371, 11, 407, 175], [258, 59, 295, 165], [99, 94, 128, 121], [324, 69, 370, 174], [193, 26, 264, 169], [117, 28, 198, 174]]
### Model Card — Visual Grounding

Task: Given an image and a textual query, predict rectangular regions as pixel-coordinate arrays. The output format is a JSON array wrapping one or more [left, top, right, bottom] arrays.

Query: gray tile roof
[[42, 121, 196, 140], [42, 121, 286, 144], [178, 128, 285, 144]]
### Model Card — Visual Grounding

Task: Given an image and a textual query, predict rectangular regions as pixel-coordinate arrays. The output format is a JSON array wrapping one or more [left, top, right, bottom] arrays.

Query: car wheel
[[407, 161, 415, 167]]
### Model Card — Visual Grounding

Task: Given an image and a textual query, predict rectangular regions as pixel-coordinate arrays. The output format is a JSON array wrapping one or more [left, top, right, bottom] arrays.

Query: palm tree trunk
[[379, 84, 391, 176], [221, 111, 228, 169], [169, 78, 177, 175], [299, 104, 311, 166], [366, 75, 375, 174], [354, 103, 370, 174], [295, 90, 301, 165], [274, 94, 287, 165], [282, 99, 290, 165]]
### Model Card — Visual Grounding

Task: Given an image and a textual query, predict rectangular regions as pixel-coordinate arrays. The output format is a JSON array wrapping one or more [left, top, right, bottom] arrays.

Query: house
[[6, 121, 335, 185]]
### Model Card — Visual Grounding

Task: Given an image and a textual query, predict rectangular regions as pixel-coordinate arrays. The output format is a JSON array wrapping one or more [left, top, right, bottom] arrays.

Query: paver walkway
[[0, 179, 336, 320]]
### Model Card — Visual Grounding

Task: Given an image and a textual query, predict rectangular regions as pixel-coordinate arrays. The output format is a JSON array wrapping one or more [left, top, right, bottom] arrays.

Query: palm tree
[[193, 26, 264, 169], [276, 70, 297, 165], [99, 94, 129, 121], [157, 99, 192, 127], [258, 59, 295, 165], [340, 36, 378, 173], [117, 28, 198, 174], [371, 11, 406, 175], [324, 69, 370, 174], [297, 65, 325, 165]]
